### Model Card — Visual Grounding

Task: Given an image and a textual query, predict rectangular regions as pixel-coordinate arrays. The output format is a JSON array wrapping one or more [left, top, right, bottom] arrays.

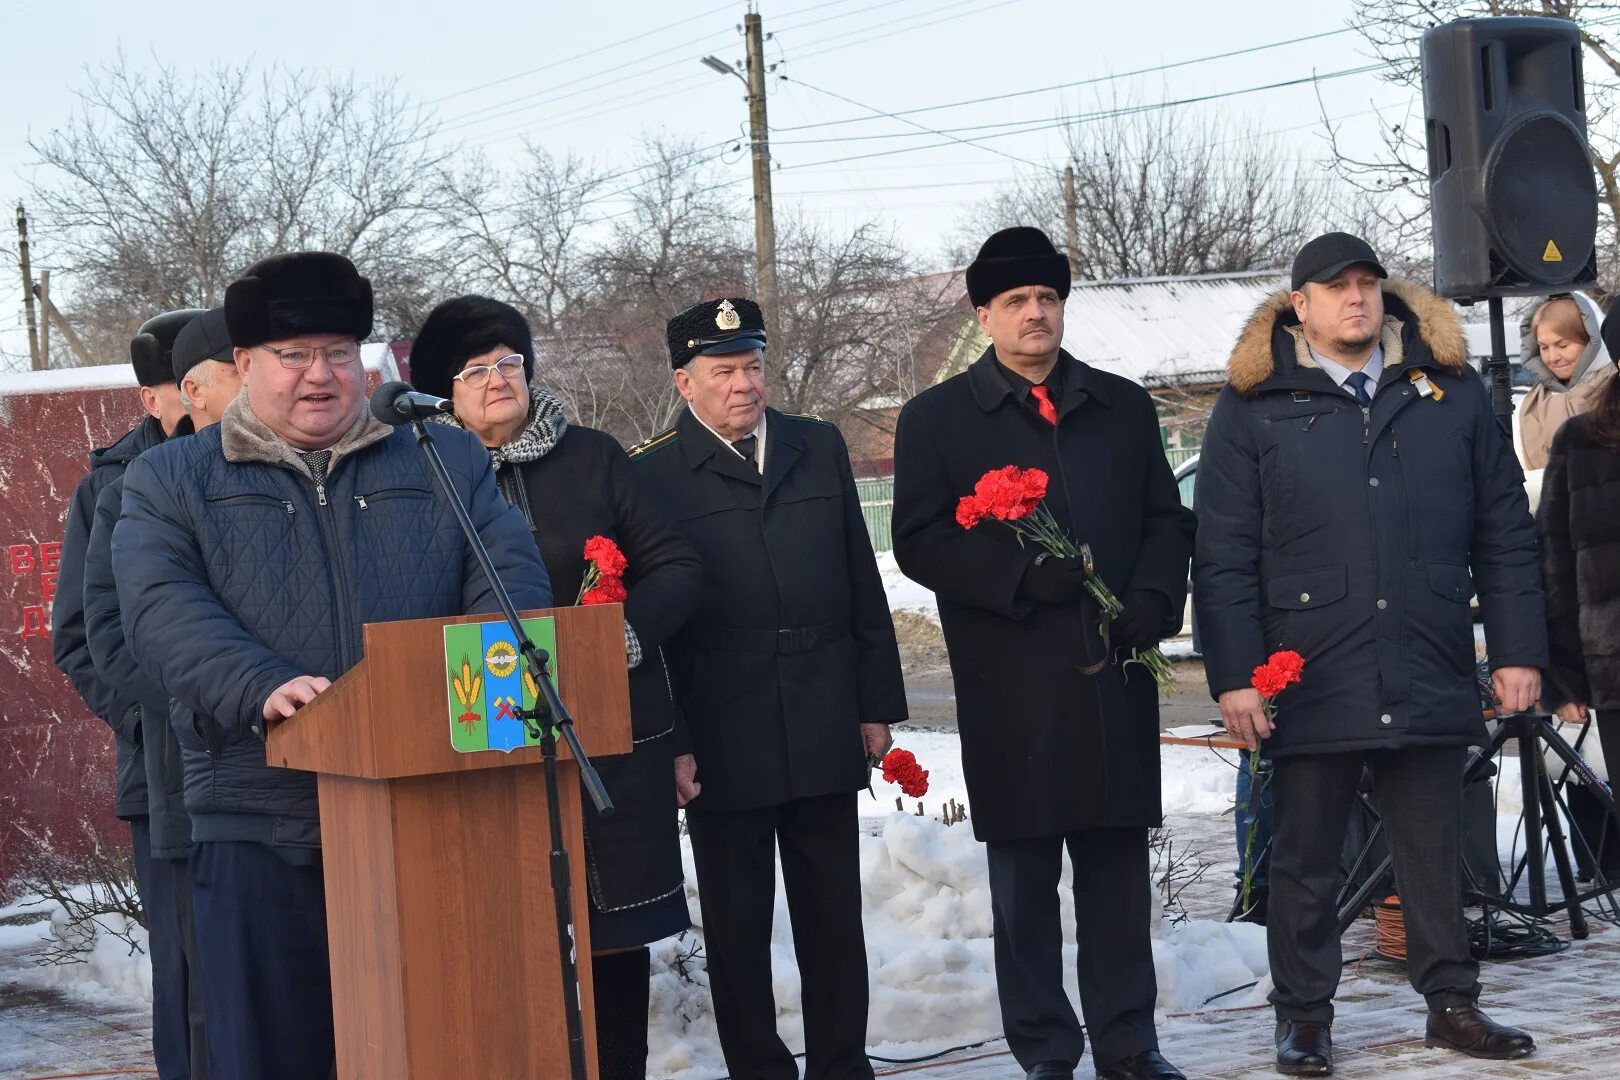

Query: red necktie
[[1031, 384, 1058, 426]]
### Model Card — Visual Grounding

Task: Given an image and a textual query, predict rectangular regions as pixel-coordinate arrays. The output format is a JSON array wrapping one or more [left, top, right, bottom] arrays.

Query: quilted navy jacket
[[112, 397, 551, 851]]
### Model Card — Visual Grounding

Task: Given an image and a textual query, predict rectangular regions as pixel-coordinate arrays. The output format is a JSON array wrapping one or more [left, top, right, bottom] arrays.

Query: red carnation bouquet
[[1236, 649, 1304, 914], [868, 747, 929, 799], [956, 465, 1175, 692], [577, 535, 629, 606]]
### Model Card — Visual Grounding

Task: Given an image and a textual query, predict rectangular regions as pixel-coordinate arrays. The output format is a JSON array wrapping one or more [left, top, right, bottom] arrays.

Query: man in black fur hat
[[52, 307, 204, 1079], [111, 253, 550, 1079], [892, 227, 1194, 1080]]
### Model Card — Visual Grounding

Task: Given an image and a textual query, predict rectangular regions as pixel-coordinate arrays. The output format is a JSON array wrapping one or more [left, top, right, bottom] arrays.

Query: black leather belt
[[709, 620, 850, 655]]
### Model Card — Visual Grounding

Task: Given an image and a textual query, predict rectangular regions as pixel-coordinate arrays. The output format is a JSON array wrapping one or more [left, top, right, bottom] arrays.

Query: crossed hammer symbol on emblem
[[494, 696, 518, 721]]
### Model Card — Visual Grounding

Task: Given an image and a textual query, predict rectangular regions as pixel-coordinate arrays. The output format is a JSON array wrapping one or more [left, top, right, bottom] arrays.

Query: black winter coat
[[112, 397, 550, 852], [892, 349, 1196, 842], [85, 475, 192, 860], [484, 406, 701, 920], [1538, 413, 1620, 710], [52, 415, 185, 820], [631, 407, 908, 812], [1194, 281, 1547, 756]]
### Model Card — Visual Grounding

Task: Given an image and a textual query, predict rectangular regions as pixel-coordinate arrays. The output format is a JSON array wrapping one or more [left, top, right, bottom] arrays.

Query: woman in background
[[1537, 302, 1620, 802], [411, 296, 703, 1080], [1518, 292, 1611, 471]]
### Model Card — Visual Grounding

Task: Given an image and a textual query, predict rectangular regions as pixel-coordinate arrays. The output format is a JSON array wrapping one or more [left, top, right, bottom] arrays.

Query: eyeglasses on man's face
[[257, 341, 362, 370], [453, 354, 525, 389]]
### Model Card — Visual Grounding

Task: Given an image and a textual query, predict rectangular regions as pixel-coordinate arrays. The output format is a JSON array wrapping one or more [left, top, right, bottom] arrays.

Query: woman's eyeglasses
[[453, 354, 525, 389]]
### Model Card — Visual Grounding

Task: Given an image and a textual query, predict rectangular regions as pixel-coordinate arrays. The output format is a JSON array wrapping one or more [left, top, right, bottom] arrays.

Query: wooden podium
[[266, 605, 631, 1079]]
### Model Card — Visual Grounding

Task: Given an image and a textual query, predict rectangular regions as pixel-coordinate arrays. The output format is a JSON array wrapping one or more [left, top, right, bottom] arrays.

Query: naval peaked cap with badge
[[666, 296, 767, 368]]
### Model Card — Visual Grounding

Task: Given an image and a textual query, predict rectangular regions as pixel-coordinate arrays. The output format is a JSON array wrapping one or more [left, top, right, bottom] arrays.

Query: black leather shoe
[[1424, 1005, 1535, 1059], [1275, 1020, 1332, 1076], [1026, 1063, 1074, 1079], [1095, 1049, 1186, 1080]]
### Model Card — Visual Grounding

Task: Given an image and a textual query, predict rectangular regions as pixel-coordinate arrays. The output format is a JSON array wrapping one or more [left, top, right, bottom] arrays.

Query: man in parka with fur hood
[[1193, 233, 1546, 1076]]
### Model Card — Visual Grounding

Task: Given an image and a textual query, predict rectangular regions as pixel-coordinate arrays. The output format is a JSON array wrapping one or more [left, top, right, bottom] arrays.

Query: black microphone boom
[[370, 380, 454, 426]]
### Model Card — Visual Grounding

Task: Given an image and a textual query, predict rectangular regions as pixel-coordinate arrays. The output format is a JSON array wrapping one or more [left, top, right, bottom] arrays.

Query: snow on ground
[[647, 733, 1269, 1080], [876, 550, 937, 623], [0, 891, 152, 1009]]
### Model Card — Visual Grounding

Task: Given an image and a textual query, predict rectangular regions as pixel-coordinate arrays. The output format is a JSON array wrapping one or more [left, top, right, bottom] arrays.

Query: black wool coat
[[490, 419, 703, 917], [631, 406, 908, 813], [1194, 281, 1547, 757], [1538, 412, 1620, 710], [892, 349, 1195, 842]]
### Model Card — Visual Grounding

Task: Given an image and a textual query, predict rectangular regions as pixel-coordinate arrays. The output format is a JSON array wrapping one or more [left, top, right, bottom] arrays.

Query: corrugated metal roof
[[1058, 270, 1288, 385]]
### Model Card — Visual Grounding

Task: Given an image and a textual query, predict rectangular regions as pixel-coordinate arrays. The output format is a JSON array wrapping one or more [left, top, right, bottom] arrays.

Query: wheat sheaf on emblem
[[451, 656, 483, 732]]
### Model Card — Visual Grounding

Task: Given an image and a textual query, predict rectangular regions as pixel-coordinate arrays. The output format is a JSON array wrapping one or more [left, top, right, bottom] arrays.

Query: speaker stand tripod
[[1336, 712, 1619, 939]]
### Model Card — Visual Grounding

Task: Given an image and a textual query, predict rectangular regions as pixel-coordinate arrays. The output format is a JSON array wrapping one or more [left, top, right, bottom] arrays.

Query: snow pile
[[876, 550, 938, 623], [0, 892, 152, 1008], [647, 808, 1268, 1079]]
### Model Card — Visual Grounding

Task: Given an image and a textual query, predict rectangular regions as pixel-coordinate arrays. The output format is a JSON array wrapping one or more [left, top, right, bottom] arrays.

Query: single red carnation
[[583, 535, 629, 578], [581, 576, 628, 606], [956, 495, 989, 530], [1268, 650, 1305, 685], [881, 748, 916, 782], [1251, 662, 1290, 699]]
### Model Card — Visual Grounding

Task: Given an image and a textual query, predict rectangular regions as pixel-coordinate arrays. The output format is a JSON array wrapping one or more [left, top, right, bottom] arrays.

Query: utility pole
[[743, 11, 778, 343], [34, 284, 92, 367], [1062, 166, 1080, 279], [38, 270, 50, 369], [16, 202, 42, 370]]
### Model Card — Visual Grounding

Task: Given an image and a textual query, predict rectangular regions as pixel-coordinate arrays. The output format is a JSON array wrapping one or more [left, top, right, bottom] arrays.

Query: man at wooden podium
[[630, 296, 908, 1079], [111, 252, 552, 1079]]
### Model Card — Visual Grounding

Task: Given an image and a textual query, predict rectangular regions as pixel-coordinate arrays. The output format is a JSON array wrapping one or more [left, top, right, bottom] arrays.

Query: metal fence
[[856, 445, 1197, 553], [856, 476, 895, 552]]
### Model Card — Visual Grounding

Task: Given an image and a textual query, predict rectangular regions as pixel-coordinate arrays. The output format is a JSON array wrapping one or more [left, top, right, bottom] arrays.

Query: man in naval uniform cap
[[631, 296, 908, 1079]]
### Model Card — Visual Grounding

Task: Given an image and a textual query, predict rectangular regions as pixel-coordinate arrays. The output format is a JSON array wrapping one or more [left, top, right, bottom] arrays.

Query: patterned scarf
[[431, 385, 568, 467]]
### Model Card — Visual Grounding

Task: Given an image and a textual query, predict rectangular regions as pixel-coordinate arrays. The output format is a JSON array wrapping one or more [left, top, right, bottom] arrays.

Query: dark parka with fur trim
[[1193, 281, 1546, 756]]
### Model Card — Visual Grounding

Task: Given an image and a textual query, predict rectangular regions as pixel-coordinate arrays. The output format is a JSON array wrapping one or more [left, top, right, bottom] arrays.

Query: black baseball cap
[[171, 307, 234, 384], [1291, 232, 1389, 292]]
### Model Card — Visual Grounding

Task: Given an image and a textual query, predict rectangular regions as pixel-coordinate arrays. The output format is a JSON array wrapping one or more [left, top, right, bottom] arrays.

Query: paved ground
[[880, 801, 1620, 1079]]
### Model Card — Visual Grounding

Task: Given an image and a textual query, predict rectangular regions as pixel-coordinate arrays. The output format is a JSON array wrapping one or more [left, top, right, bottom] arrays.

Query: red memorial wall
[[0, 348, 406, 893]]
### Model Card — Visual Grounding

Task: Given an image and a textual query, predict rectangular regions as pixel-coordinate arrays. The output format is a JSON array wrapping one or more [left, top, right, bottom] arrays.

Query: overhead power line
[[782, 75, 1043, 168], [773, 63, 1388, 168], [773, 24, 1366, 134]]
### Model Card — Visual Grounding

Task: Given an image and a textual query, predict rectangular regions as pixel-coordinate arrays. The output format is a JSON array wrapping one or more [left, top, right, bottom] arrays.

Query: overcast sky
[[1, 0, 1409, 364]]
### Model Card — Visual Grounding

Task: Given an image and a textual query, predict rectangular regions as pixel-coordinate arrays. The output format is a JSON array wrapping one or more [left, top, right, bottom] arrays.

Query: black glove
[[1022, 554, 1091, 604], [1112, 590, 1172, 651]]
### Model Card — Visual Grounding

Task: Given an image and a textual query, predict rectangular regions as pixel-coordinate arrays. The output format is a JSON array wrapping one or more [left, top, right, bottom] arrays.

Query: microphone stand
[[409, 419, 613, 1080]]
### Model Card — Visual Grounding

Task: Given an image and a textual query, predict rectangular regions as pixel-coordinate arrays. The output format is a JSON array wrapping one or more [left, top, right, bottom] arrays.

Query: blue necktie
[[1345, 371, 1373, 408]]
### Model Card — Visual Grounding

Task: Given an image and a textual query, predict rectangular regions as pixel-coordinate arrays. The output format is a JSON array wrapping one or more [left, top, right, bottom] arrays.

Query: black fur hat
[[224, 251, 373, 348], [408, 295, 535, 400], [665, 297, 767, 369], [130, 309, 207, 387], [171, 307, 234, 384], [965, 227, 1072, 308]]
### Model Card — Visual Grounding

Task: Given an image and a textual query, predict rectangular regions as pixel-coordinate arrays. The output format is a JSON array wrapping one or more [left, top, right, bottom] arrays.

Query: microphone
[[370, 381, 454, 426]]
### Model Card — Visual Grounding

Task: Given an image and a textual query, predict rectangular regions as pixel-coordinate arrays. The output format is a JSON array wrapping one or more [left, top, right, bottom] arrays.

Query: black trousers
[[1268, 747, 1479, 1023], [131, 819, 207, 1080], [686, 791, 871, 1080], [985, 828, 1159, 1071], [190, 841, 333, 1080]]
